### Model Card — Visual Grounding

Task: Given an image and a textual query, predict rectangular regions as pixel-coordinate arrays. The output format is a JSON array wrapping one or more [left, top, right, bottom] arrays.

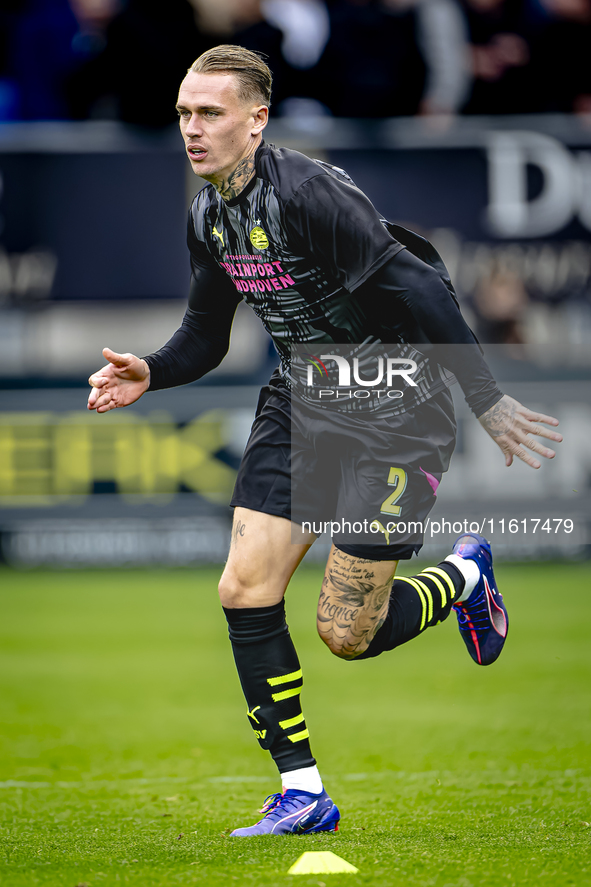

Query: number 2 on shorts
[[380, 467, 407, 517]]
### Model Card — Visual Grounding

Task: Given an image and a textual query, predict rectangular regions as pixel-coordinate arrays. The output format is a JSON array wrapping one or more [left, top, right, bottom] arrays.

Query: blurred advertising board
[[0, 385, 257, 567], [0, 116, 590, 315], [0, 123, 188, 304]]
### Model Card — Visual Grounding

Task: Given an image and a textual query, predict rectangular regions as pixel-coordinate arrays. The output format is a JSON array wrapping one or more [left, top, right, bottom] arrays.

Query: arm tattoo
[[317, 549, 395, 659]]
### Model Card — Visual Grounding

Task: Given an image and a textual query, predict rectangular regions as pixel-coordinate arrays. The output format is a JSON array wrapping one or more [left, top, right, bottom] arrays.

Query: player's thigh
[[219, 507, 315, 608], [316, 545, 398, 659]]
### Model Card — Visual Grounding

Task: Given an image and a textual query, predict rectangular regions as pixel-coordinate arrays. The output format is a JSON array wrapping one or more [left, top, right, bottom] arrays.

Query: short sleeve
[[284, 174, 404, 292]]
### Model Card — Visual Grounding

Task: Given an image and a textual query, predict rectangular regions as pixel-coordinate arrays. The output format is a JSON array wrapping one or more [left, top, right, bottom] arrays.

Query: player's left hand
[[478, 394, 562, 469]]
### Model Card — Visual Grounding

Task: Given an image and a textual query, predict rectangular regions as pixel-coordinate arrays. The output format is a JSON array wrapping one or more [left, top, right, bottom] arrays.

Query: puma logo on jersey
[[212, 226, 225, 247], [247, 705, 261, 724], [371, 520, 392, 545]]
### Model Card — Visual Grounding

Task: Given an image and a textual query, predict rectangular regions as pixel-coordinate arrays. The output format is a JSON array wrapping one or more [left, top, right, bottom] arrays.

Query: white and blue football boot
[[451, 534, 508, 666], [230, 788, 340, 836]]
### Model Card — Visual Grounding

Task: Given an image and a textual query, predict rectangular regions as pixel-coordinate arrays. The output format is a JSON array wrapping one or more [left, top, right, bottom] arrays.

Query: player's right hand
[[87, 347, 151, 413], [477, 393, 562, 469]]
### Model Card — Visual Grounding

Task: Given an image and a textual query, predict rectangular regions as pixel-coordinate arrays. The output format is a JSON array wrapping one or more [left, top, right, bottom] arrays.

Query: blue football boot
[[230, 788, 340, 836], [451, 534, 508, 666]]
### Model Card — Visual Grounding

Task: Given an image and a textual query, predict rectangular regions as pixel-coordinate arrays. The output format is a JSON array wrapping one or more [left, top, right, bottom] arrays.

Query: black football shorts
[[230, 371, 456, 560]]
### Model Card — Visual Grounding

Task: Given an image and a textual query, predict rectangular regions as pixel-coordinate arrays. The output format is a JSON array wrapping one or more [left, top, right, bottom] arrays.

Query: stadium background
[[0, 1, 590, 885]]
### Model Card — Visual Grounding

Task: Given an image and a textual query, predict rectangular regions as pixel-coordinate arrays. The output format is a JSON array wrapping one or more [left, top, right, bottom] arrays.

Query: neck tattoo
[[218, 156, 256, 201], [214, 138, 260, 202]]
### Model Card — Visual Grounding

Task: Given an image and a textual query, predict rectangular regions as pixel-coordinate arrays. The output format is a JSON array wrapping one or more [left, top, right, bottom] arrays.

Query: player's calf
[[320, 549, 480, 661]]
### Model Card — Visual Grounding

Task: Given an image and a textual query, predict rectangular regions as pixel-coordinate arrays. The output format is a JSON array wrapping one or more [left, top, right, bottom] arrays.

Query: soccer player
[[87, 46, 562, 836]]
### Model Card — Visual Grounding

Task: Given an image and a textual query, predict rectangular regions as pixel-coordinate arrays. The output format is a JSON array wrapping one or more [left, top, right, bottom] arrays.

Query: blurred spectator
[[226, 0, 330, 113], [412, 0, 472, 115], [224, 0, 294, 109], [0, 0, 109, 121], [530, 0, 591, 114], [190, 0, 235, 35], [315, 0, 425, 117], [315, 0, 470, 118], [67, 0, 205, 127], [262, 0, 330, 70], [69, 0, 119, 35], [460, 0, 537, 114], [1, 0, 589, 122], [472, 268, 530, 344]]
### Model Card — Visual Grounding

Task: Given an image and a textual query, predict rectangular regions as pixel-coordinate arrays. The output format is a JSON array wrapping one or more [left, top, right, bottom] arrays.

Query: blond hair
[[189, 45, 272, 107]]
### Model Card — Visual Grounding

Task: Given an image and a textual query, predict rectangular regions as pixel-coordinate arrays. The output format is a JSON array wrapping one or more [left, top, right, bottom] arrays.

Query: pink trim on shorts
[[420, 467, 440, 495]]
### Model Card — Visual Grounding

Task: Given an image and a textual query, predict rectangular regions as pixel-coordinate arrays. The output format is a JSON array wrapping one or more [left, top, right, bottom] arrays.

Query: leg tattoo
[[317, 548, 397, 659], [230, 516, 246, 549]]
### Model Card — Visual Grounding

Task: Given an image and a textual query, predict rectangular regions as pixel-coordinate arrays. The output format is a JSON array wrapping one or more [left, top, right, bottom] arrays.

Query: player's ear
[[251, 105, 268, 135]]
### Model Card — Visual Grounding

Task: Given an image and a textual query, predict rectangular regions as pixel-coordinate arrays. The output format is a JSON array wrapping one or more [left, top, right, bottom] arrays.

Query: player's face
[[176, 71, 268, 181]]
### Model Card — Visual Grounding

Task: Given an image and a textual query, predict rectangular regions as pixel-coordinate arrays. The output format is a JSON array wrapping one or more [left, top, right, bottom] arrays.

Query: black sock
[[224, 601, 316, 772], [356, 561, 465, 660]]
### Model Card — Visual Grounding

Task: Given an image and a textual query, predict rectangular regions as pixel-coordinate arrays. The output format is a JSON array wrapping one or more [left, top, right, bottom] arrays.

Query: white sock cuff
[[444, 554, 480, 601], [280, 764, 323, 794]]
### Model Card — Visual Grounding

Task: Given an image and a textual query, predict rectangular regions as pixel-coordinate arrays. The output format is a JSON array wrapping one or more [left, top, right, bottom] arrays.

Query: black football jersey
[[187, 141, 453, 413]]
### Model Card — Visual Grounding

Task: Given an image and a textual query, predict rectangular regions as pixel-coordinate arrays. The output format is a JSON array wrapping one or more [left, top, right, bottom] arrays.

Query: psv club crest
[[250, 226, 269, 250]]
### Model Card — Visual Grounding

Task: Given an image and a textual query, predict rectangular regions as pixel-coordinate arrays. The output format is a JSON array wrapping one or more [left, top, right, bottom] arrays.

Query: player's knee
[[330, 642, 358, 661], [218, 569, 255, 608], [316, 616, 358, 660], [218, 566, 281, 608]]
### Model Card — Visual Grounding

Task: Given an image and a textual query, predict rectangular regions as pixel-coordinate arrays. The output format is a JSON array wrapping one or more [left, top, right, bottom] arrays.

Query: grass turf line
[[0, 562, 590, 886]]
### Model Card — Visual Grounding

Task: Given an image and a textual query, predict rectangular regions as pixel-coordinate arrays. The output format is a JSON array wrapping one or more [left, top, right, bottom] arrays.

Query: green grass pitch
[[0, 560, 590, 886]]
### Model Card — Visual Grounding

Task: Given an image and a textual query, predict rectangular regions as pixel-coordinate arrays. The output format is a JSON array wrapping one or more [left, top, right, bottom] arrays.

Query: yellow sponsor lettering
[[0, 410, 236, 505]]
